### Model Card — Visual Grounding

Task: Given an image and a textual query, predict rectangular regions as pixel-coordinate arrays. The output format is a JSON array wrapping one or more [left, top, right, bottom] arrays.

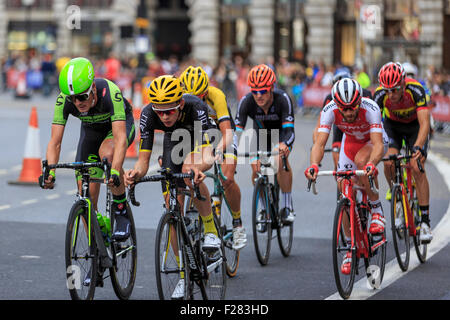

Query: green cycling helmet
[[59, 57, 94, 95]]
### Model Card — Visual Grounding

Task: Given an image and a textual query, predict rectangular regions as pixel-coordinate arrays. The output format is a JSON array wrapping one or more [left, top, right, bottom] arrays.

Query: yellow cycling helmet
[[148, 75, 184, 104], [180, 66, 209, 96]]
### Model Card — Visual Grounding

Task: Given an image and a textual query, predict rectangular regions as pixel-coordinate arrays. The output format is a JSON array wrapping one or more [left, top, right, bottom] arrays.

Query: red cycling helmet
[[247, 64, 276, 89], [331, 78, 362, 110], [378, 62, 405, 89]]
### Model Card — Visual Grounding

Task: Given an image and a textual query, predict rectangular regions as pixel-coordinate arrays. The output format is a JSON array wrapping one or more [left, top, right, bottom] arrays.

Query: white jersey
[[318, 97, 383, 143]]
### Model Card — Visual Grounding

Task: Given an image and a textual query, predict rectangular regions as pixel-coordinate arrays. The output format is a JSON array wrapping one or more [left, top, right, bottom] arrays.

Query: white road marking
[[45, 194, 60, 200], [20, 255, 41, 259], [21, 199, 38, 205], [0, 205, 11, 211], [65, 189, 78, 195], [326, 151, 450, 300]]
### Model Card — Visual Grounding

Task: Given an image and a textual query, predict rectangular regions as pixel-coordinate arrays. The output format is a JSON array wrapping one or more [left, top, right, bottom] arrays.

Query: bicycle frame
[[42, 159, 113, 268], [311, 170, 386, 258], [391, 156, 417, 237], [339, 178, 369, 259], [129, 170, 210, 282]]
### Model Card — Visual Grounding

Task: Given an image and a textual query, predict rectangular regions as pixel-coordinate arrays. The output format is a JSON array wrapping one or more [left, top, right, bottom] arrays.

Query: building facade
[[1, 0, 448, 73]]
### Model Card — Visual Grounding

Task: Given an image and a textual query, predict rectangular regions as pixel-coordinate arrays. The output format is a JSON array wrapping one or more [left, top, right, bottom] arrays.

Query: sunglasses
[[251, 89, 268, 95], [338, 104, 359, 112], [152, 103, 181, 116], [384, 86, 402, 93], [69, 84, 93, 103]]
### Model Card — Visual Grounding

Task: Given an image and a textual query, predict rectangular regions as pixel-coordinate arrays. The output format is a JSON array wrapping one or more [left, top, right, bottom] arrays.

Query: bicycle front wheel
[[65, 200, 98, 300], [218, 197, 240, 277], [411, 184, 427, 263], [110, 203, 138, 300], [390, 185, 410, 271], [332, 198, 357, 300], [252, 179, 272, 266], [155, 211, 186, 300]]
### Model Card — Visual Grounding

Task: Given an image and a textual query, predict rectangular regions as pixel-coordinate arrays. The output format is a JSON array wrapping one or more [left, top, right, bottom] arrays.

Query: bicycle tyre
[[364, 227, 386, 290], [65, 200, 98, 300], [390, 185, 410, 271], [110, 203, 138, 300], [277, 208, 293, 257], [202, 213, 227, 300], [155, 211, 186, 300], [411, 184, 427, 263], [332, 198, 357, 300], [219, 196, 240, 277], [252, 178, 272, 266]]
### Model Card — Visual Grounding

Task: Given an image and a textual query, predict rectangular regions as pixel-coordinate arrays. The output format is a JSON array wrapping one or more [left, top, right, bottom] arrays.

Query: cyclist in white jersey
[[305, 78, 388, 274]]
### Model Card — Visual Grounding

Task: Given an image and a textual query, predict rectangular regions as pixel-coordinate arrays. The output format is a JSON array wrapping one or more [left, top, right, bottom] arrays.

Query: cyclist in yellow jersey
[[180, 66, 247, 251]]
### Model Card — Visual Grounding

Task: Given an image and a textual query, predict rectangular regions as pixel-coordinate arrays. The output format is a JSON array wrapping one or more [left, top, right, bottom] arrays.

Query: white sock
[[282, 192, 293, 211], [369, 200, 383, 216]]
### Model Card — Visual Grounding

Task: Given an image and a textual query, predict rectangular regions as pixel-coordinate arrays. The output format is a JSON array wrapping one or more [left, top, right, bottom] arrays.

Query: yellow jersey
[[203, 86, 234, 128]]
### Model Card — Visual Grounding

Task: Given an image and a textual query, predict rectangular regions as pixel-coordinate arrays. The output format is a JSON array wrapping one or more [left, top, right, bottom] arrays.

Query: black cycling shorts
[[383, 117, 429, 157], [75, 112, 135, 179]]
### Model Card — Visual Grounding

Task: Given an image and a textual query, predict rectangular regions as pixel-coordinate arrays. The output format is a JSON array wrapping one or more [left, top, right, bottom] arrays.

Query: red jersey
[[373, 77, 428, 124]]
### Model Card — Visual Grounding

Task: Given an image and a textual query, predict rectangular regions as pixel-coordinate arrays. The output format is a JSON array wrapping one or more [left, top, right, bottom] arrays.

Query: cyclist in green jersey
[[39, 57, 136, 242]]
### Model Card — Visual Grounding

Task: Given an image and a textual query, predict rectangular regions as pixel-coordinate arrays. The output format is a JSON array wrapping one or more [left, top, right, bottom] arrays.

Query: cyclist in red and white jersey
[[374, 61, 432, 243], [305, 78, 388, 274]]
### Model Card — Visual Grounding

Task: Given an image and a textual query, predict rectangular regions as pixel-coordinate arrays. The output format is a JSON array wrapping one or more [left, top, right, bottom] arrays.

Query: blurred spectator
[[104, 53, 121, 83], [41, 53, 56, 96]]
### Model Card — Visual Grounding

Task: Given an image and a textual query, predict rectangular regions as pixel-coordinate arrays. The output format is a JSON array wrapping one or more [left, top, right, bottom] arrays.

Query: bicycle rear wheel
[[65, 200, 98, 300], [277, 208, 293, 257], [390, 185, 410, 271], [110, 203, 138, 300], [155, 211, 186, 300], [219, 197, 240, 277], [411, 184, 427, 263], [332, 198, 357, 300], [252, 179, 272, 266]]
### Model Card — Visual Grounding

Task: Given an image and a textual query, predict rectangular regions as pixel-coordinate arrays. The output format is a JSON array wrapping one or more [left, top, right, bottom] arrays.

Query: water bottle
[[185, 209, 199, 236], [211, 195, 221, 217], [97, 212, 110, 246]]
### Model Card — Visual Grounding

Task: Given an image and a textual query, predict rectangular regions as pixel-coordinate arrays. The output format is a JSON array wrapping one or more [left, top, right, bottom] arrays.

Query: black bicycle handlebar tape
[[417, 158, 424, 173], [307, 168, 315, 192], [40, 160, 49, 188], [128, 184, 140, 207], [282, 155, 289, 172], [366, 167, 376, 192]]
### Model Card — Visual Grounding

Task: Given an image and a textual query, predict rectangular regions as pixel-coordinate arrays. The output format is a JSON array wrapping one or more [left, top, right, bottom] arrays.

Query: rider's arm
[[280, 91, 295, 150], [107, 82, 129, 174], [311, 131, 328, 167], [234, 95, 250, 139], [368, 132, 385, 165], [110, 120, 128, 173], [47, 94, 70, 167], [314, 96, 333, 143], [132, 105, 154, 179], [46, 124, 65, 167], [415, 108, 430, 150], [217, 120, 233, 153]]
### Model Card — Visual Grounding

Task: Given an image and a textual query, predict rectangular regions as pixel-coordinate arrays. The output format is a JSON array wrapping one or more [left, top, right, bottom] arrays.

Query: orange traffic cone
[[126, 107, 141, 159], [8, 107, 42, 185]]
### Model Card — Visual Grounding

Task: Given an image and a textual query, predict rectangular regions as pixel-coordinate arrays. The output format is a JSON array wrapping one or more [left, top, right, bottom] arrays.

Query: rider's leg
[[183, 148, 220, 250], [354, 144, 385, 234]]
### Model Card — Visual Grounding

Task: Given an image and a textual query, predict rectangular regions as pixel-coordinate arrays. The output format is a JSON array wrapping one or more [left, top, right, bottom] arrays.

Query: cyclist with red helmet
[[313, 71, 373, 170], [305, 78, 388, 274], [373, 61, 432, 244], [235, 64, 296, 223]]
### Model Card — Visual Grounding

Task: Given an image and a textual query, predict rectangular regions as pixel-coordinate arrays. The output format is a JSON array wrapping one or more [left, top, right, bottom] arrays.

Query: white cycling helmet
[[332, 78, 362, 110], [402, 62, 418, 77]]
